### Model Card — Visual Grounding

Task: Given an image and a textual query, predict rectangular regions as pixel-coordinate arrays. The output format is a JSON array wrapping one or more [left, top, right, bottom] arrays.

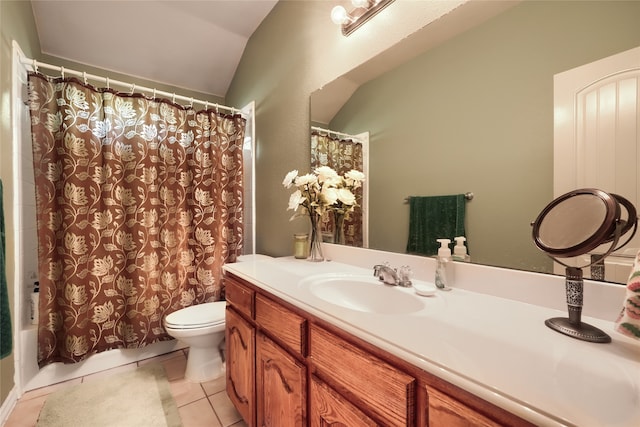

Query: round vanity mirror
[[531, 188, 638, 343], [532, 189, 619, 258]]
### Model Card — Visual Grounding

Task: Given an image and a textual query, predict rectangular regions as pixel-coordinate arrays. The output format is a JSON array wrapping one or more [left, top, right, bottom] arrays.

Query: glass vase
[[333, 212, 346, 246], [308, 212, 324, 262]]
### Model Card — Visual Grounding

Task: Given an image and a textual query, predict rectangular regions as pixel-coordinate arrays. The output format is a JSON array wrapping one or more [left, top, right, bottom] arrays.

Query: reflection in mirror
[[310, 0, 640, 281], [310, 127, 369, 247], [531, 188, 638, 342]]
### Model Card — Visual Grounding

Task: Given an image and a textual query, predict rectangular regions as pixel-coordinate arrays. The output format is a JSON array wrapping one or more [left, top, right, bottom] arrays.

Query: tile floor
[[4, 349, 248, 427]]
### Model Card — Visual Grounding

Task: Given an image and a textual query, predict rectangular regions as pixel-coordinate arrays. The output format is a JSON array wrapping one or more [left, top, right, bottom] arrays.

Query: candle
[[293, 233, 309, 259]]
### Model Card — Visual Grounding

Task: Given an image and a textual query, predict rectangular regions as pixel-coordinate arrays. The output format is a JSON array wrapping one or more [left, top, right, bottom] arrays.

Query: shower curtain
[[311, 132, 363, 247], [27, 73, 246, 367]]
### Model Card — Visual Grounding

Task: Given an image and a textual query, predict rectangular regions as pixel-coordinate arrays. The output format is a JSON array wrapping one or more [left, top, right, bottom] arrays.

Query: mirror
[[310, 1, 640, 279], [533, 191, 616, 257], [531, 188, 638, 342]]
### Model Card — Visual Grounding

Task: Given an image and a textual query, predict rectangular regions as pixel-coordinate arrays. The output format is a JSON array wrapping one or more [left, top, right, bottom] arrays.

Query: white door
[[554, 46, 640, 282]]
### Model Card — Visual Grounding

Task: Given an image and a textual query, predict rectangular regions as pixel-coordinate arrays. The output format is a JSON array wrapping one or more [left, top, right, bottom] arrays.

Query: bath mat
[[36, 364, 182, 427]]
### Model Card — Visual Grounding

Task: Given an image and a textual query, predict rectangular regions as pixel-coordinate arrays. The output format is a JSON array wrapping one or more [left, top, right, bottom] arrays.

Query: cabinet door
[[226, 307, 256, 427], [426, 387, 498, 427], [310, 375, 379, 427], [310, 325, 415, 426], [256, 331, 306, 427]]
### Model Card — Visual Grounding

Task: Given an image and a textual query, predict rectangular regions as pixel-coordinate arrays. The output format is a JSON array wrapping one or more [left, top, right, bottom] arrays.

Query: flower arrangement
[[282, 166, 365, 220], [283, 166, 365, 260]]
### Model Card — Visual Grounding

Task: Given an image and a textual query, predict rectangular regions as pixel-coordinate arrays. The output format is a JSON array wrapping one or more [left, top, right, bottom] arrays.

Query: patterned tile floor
[[4, 349, 247, 427]]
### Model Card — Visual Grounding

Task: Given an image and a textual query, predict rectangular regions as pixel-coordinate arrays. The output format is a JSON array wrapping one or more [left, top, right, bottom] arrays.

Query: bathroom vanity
[[223, 246, 640, 427]]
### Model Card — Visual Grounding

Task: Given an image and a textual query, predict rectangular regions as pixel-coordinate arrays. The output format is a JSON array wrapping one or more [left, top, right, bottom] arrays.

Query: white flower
[[283, 166, 365, 221], [321, 186, 338, 205], [337, 188, 356, 206], [345, 170, 365, 187], [288, 190, 305, 211], [315, 166, 339, 183], [282, 170, 298, 188], [295, 173, 317, 187]]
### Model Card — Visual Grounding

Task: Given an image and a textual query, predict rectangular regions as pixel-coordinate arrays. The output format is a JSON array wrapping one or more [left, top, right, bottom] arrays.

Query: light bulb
[[351, 0, 369, 8], [331, 5, 349, 25]]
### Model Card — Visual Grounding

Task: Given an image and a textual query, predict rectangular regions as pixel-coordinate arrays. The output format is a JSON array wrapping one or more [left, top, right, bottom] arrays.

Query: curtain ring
[[172, 93, 176, 103], [33, 59, 38, 73], [60, 66, 65, 79], [130, 83, 136, 95], [189, 97, 193, 108], [215, 104, 219, 113], [152, 88, 157, 99], [83, 71, 88, 85], [204, 100, 209, 110], [106, 77, 110, 89]]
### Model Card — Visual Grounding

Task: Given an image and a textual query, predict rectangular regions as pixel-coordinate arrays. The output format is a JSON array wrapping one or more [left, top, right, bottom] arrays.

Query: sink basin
[[298, 274, 425, 314]]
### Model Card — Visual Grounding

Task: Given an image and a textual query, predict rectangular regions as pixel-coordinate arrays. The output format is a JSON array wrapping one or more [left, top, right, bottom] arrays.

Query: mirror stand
[[545, 266, 612, 343], [532, 188, 638, 344]]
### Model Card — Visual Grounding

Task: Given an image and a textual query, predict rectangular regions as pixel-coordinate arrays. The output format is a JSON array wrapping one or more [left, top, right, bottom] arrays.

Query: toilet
[[164, 301, 227, 383]]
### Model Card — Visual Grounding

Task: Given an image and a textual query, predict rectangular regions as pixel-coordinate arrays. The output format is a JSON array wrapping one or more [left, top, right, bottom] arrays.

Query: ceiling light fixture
[[331, 0, 395, 36]]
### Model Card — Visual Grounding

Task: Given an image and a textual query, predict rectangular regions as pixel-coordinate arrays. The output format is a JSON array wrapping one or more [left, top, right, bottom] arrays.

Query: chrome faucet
[[373, 263, 412, 287]]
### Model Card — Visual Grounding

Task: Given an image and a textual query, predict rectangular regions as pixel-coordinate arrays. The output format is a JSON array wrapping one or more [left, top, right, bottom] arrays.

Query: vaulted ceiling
[[30, 0, 279, 97]]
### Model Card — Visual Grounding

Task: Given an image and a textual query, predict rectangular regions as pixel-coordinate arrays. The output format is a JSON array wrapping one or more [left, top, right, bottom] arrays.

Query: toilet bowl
[[164, 301, 226, 383]]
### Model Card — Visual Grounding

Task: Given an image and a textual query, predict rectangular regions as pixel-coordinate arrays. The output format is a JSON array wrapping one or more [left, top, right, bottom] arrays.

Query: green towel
[[1, 180, 12, 359], [406, 194, 466, 256]]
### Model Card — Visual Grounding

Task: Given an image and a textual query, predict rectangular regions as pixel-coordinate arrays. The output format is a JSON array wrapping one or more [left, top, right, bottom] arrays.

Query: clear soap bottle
[[435, 239, 452, 290], [452, 236, 470, 262]]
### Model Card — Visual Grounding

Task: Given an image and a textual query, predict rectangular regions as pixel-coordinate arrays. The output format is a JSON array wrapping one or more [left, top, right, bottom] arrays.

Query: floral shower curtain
[[311, 132, 363, 247], [27, 73, 245, 367]]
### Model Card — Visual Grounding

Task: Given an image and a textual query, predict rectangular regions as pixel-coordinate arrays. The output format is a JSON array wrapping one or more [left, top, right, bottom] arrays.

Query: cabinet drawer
[[255, 294, 306, 358], [309, 325, 415, 426], [310, 375, 378, 427], [226, 276, 254, 318], [426, 387, 499, 427]]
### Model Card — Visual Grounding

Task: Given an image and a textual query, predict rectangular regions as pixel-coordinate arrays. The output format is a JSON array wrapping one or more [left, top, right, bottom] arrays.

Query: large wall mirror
[[310, 0, 640, 280]]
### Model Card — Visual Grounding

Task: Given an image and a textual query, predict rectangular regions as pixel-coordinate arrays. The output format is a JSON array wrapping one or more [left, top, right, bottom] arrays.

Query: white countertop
[[225, 247, 640, 427]]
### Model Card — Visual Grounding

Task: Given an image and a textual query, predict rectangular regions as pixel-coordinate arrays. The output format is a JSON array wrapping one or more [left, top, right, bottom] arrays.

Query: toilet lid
[[165, 302, 226, 329]]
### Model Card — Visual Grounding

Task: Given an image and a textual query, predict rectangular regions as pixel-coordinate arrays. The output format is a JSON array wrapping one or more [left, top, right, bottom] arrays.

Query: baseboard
[[0, 386, 18, 426]]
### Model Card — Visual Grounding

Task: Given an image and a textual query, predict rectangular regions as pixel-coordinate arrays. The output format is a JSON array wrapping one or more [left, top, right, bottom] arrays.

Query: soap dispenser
[[452, 236, 470, 262], [435, 239, 452, 290]]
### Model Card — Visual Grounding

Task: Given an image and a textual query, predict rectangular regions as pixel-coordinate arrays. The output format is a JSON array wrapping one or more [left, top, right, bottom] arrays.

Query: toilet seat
[[165, 302, 225, 330]]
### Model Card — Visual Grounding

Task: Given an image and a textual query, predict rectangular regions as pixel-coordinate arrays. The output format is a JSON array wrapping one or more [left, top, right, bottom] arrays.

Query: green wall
[[227, 0, 468, 257], [330, 1, 640, 272], [229, 1, 640, 274]]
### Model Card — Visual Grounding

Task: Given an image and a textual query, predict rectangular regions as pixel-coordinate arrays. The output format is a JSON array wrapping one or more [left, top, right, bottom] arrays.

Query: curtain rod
[[19, 55, 238, 114], [311, 126, 363, 141]]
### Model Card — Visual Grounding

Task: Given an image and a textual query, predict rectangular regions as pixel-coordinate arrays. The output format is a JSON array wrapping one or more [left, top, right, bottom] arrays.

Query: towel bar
[[404, 192, 473, 204]]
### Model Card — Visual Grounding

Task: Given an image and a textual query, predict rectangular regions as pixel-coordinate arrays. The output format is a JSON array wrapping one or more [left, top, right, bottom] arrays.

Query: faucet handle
[[399, 265, 412, 279], [398, 265, 412, 287]]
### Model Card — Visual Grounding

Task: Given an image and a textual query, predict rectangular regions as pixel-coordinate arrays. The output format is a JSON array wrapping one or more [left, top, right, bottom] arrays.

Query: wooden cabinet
[[309, 375, 379, 427], [309, 324, 415, 426], [256, 332, 306, 426], [225, 272, 533, 427], [226, 304, 255, 425], [255, 294, 306, 358], [225, 275, 306, 427], [426, 387, 499, 427]]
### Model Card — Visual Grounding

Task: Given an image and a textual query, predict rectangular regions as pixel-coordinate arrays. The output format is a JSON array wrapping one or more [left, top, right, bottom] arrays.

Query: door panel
[[554, 46, 640, 280]]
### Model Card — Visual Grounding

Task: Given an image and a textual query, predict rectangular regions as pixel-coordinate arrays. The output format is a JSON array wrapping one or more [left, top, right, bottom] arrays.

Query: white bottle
[[30, 281, 39, 326], [435, 239, 452, 290], [452, 236, 471, 262]]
